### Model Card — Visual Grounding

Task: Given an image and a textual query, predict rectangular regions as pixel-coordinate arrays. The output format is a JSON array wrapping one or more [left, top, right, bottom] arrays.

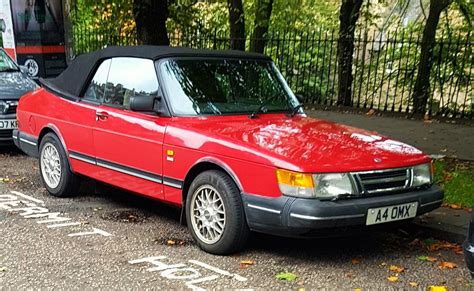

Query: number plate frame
[[366, 202, 418, 225], [0, 120, 18, 130]]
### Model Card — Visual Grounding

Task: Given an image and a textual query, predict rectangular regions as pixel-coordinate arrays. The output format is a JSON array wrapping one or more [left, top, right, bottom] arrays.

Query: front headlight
[[313, 173, 354, 198], [276, 169, 355, 198], [412, 163, 433, 187]]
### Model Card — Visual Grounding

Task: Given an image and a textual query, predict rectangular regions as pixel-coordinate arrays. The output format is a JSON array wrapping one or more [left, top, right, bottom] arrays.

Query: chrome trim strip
[[420, 199, 443, 208], [163, 180, 182, 189], [69, 153, 96, 165], [247, 203, 281, 214], [19, 138, 37, 146], [290, 213, 365, 221], [96, 161, 163, 184], [362, 176, 408, 185], [12, 135, 17, 139], [353, 166, 412, 175]]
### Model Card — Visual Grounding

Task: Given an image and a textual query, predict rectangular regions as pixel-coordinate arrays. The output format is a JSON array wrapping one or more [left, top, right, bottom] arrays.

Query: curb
[[412, 221, 467, 244]]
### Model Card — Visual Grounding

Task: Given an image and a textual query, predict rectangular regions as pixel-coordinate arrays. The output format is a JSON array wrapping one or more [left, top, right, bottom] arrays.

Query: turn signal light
[[276, 169, 314, 188]]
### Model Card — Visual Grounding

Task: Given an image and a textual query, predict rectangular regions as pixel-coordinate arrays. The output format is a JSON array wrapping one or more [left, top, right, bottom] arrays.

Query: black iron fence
[[72, 26, 473, 120]]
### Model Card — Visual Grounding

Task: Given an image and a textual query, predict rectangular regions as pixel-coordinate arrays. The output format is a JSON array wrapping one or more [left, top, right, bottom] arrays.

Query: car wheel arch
[[179, 160, 243, 225], [38, 126, 73, 172]]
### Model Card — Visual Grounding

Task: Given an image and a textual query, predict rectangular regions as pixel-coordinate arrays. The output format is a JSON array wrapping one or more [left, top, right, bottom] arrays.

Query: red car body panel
[[17, 87, 431, 207]]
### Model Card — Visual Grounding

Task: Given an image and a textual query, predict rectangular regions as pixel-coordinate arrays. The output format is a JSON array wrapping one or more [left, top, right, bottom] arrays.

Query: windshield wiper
[[249, 100, 271, 119], [289, 104, 304, 117]]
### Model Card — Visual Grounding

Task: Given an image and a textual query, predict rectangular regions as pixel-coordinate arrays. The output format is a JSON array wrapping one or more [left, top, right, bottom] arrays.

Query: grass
[[433, 158, 474, 208]]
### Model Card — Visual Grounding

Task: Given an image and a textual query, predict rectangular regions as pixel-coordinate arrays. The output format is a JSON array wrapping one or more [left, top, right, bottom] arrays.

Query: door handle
[[96, 111, 109, 121]]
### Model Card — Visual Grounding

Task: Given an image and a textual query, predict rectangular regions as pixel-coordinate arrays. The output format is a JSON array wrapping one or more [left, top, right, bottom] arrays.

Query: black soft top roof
[[42, 45, 271, 98]]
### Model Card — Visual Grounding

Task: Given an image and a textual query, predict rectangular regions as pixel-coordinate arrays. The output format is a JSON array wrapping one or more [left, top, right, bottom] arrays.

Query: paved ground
[[306, 110, 474, 161], [1, 148, 473, 289]]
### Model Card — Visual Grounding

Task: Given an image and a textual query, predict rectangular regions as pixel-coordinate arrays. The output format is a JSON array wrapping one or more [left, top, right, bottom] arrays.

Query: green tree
[[412, 0, 471, 114], [250, 0, 274, 53], [336, 0, 364, 106], [133, 0, 169, 45], [227, 0, 246, 50]]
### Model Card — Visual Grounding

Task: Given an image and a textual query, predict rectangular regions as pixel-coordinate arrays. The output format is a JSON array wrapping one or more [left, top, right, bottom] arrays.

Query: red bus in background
[[1, 0, 66, 78]]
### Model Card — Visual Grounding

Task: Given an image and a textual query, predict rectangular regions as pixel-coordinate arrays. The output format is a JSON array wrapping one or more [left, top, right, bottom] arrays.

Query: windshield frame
[[155, 56, 301, 117], [0, 48, 19, 72]]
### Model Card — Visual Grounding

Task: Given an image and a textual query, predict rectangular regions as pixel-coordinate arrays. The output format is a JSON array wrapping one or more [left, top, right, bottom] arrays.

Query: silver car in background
[[0, 48, 38, 145]]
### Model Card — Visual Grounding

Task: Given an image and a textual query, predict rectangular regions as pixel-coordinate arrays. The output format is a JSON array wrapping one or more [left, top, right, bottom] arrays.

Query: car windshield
[[0, 49, 18, 72], [159, 58, 299, 116]]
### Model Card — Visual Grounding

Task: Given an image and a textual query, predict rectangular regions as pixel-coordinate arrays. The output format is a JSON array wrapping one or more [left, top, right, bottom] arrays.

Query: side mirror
[[19, 65, 29, 75], [295, 94, 304, 103], [130, 95, 168, 115], [130, 95, 158, 112]]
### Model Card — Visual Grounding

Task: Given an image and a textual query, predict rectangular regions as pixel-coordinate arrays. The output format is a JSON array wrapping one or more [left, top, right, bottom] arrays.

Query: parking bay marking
[[129, 256, 247, 290], [0, 191, 112, 237], [2, 191, 249, 287]]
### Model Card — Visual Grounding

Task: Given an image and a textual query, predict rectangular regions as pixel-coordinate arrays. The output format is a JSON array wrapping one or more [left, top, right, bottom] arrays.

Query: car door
[[66, 59, 112, 177], [93, 57, 166, 199]]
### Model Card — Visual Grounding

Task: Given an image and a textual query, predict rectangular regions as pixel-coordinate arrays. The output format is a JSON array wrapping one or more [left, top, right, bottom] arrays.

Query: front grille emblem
[[0, 101, 9, 114]]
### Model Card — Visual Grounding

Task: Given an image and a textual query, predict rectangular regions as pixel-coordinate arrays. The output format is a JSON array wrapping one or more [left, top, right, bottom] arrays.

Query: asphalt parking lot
[[1, 147, 473, 289]]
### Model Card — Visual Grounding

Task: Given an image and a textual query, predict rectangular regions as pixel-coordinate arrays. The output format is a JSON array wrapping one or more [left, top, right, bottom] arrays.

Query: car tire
[[186, 170, 249, 255], [39, 133, 80, 197]]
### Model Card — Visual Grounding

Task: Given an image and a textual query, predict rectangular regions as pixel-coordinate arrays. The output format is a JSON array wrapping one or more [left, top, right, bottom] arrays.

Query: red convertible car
[[14, 46, 443, 254]]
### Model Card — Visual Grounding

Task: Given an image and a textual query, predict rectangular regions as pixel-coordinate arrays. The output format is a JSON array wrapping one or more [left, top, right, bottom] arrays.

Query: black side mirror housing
[[295, 94, 304, 103], [130, 95, 167, 115]]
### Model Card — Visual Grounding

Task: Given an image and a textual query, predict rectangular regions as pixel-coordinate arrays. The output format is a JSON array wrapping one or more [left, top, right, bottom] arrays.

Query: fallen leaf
[[167, 240, 176, 246], [240, 260, 255, 269], [354, 289, 362, 291], [429, 286, 447, 291], [448, 204, 462, 210], [409, 282, 418, 287], [389, 265, 405, 273], [275, 272, 298, 281], [417, 256, 438, 262], [366, 109, 375, 117], [0, 267, 7, 272], [438, 261, 457, 269], [351, 258, 361, 265], [387, 276, 399, 282]]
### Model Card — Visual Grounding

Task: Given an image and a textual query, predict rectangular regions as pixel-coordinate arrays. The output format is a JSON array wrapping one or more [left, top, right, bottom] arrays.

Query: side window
[[83, 59, 111, 101], [103, 57, 159, 109]]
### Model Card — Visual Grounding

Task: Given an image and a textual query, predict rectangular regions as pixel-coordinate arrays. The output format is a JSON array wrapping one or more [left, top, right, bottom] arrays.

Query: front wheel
[[39, 133, 80, 197], [186, 170, 249, 255]]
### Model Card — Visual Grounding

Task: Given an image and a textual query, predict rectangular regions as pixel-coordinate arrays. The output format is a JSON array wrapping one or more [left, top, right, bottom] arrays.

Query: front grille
[[0, 129, 13, 139], [5, 104, 17, 115], [354, 168, 411, 194], [0, 100, 18, 115]]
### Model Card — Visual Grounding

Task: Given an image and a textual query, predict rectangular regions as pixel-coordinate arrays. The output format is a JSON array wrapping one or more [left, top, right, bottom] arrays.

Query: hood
[[169, 115, 430, 173], [0, 72, 38, 100]]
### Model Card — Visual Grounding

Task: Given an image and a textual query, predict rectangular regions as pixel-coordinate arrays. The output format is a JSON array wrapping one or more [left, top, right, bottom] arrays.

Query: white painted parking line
[[188, 260, 247, 282], [0, 191, 112, 238], [47, 222, 82, 228], [10, 190, 45, 204], [129, 256, 248, 290], [68, 228, 112, 237]]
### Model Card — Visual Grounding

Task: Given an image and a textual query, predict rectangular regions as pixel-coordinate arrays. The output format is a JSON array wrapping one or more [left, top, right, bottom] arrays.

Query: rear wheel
[[39, 133, 80, 197], [186, 170, 249, 255]]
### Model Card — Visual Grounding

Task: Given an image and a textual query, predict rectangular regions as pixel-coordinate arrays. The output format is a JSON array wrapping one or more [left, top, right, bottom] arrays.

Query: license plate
[[366, 202, 418, 225], [0, 119, 17, 130]]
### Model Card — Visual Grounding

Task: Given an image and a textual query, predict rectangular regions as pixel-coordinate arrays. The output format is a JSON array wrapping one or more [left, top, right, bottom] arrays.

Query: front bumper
[[242, 186, 443, 237]]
